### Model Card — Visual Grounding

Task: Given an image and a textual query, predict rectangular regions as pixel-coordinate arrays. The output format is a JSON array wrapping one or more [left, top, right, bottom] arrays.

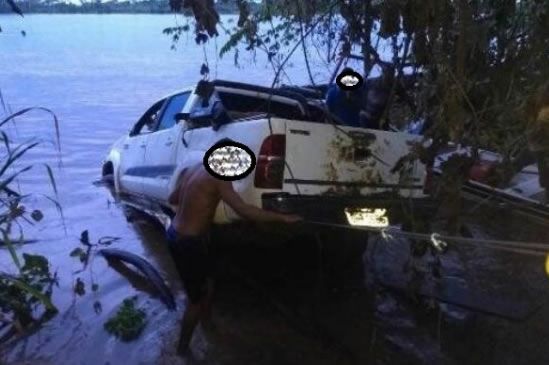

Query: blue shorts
[[166, 226, 213, 304]]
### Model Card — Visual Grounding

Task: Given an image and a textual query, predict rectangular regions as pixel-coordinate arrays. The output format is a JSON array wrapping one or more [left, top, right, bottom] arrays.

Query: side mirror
[[188, 109, 214, 127], [187, 101, 232, 130]]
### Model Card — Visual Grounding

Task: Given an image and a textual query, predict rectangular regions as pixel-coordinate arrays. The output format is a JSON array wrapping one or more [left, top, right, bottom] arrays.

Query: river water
[[1, 14, 549, 365], [0, 13, 367, 365]]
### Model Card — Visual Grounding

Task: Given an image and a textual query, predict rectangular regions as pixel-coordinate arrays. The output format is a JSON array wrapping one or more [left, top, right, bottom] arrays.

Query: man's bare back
[[168, 164, 221, 236], [168, 162, 301, 237], [167, 160, 301, 355]]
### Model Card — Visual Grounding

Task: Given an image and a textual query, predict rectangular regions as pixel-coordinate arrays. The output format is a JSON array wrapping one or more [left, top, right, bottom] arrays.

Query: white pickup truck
[[103, 79, 433, 227]]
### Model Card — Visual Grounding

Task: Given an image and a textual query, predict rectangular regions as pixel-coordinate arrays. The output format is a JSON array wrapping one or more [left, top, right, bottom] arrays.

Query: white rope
[[380, 227, 394, 241], [430, 233, 448, 253], [304, 220, 549, 256]]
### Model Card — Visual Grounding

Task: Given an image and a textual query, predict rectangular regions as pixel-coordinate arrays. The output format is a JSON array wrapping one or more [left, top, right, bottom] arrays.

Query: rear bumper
[[262, 192, 437, 225]]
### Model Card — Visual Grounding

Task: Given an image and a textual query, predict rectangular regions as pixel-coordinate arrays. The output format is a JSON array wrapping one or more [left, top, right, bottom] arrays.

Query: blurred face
[[340, 74, 360, 88]]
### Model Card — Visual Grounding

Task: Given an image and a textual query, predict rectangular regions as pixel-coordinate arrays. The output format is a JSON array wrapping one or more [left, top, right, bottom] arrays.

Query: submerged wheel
[[102, 162, 114, 185]]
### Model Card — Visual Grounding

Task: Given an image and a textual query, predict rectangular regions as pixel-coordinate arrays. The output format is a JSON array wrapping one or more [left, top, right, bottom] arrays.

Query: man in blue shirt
[[325, 68, 364, 127]]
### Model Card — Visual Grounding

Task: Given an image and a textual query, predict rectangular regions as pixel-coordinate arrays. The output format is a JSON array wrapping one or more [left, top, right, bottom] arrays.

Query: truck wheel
[[102, 162, 114, 185]]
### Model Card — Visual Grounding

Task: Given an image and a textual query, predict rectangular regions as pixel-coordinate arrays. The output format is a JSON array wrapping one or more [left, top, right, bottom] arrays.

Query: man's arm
[[168, 168, 187, 206], [217, 180, 301, 223]]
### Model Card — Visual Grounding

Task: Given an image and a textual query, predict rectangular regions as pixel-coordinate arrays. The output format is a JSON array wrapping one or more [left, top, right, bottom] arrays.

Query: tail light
[[469, 160, 497, 183], [254, 134, 286, 189], [423, 166, 433, 195]]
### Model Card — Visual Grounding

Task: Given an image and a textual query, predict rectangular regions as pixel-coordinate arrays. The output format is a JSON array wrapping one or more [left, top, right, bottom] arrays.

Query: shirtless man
[[166, 154, 302, 355]]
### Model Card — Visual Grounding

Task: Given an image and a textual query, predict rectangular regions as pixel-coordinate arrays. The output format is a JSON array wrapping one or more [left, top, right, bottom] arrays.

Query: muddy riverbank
[[2, 188, 549, 364]]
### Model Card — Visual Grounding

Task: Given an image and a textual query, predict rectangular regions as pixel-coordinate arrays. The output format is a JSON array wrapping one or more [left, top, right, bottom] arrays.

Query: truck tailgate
[[283, 121, 426, 197]]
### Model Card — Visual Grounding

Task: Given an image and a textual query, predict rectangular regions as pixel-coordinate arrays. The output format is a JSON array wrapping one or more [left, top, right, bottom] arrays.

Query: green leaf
[[69, 247, 84, 257], [74, 278, 85, 296], [6, 0, 23, 17], [21, 253, 49, 275], [79, 253, 88, 263], [31, 209, 44, 222], [0, 166, 33, 193], [200, 63, 210, 75], [43, 164, 58, 196], [104, 296, 147, 342], [42, 195, 66, 235], [97, 236, 120, 245], [0, 107, 61, 154], [93, 301, 102, 314], [71, 248, 89, 263], [0, 272, 57, 312], [0, 228, 21, 271], [219, 27, 247, 58], [0, 140, 39, 179], [0, 131, 11, 154], [80, 230, 90, 246]]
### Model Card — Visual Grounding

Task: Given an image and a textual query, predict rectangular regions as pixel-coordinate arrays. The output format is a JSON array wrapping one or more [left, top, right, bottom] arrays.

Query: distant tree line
[[0, 0, 256, 14]]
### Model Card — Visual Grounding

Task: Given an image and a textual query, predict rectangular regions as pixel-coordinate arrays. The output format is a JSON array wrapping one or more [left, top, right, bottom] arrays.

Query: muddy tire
[[103, 174, 114, 184], [102, 162, 114, 186]]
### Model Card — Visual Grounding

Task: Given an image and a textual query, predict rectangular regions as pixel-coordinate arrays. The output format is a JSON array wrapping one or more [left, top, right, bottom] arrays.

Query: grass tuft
[[104, 296, 147, 342]]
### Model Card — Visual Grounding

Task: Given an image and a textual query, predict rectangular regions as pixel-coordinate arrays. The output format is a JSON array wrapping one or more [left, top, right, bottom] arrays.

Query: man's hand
[[218, 180, 305, 223], [281, 214, 303, 224]]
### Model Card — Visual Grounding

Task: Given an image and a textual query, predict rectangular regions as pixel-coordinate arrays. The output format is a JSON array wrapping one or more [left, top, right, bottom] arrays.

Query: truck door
[[142, 92, 191, 201], [119, 99, 165, 195]]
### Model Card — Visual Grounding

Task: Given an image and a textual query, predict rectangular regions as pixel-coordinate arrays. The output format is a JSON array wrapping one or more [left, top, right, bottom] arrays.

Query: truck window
[[217, 92, 304, 120], [130, 98, 166, 136], [186, 89, 308, 129], [156, 92, 191, 131]]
